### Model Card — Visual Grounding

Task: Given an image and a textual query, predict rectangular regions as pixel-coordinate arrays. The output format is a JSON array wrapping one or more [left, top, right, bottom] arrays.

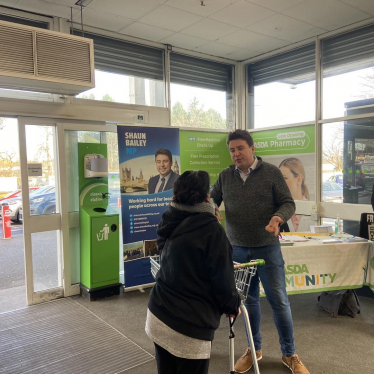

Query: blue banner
[[117, 125, 180, 245], [122, 190, 172, 243]]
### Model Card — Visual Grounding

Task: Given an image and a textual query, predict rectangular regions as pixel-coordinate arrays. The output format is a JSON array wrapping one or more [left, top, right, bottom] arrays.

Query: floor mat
[[0, 298, 154, 374]]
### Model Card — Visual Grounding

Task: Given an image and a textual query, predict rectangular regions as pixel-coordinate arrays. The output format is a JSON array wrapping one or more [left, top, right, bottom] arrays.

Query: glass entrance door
[[0, 117, 26, 312], [18, 119, 120, 305], [58, 123, 122, 297], [18, 118, 63, 305]]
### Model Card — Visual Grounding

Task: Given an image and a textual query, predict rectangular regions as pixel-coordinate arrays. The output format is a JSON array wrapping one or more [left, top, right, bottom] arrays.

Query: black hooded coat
[[148, 206, 241, 341]]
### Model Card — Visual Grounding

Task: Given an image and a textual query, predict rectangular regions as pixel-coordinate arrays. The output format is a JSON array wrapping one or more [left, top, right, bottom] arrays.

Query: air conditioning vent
[[0, 23, 34, 75], [0, 20, 94, 95], [36, 32, 91, 83]]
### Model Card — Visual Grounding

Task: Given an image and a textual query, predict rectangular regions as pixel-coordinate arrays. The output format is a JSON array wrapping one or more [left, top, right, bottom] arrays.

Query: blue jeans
[[233, 243, 295, 356]]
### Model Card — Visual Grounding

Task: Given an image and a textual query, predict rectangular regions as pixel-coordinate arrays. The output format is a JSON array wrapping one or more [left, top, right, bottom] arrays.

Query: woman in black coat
[[145, 170, 241, 374]]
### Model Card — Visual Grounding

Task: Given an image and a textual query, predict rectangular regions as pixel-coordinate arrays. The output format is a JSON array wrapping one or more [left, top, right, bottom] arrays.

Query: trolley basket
[[150, 255, 160, 279], [229, 260, 265, 374]]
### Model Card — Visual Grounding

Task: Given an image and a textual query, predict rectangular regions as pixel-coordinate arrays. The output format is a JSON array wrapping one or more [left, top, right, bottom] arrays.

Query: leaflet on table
[[318, 238, 343, 244], [280, 241, 294, 246], [280, 235, 309, 242]]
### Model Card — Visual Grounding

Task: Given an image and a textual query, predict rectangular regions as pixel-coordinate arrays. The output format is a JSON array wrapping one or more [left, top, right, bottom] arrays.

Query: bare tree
[[0, 150, 19, 177], [323, 127, 344, 171], [106, 132, 118, 172], [358, 67, 374, 99], [35, 127, 53, 178]]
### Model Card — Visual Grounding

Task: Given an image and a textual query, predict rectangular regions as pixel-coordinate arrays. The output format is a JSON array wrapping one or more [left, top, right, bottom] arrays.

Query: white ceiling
[[1, 0, 374, 61]]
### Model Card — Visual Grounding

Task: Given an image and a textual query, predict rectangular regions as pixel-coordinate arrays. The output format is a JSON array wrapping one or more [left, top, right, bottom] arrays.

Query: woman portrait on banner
[[145, 170, 241, 374], [279, 157, 312, 232]]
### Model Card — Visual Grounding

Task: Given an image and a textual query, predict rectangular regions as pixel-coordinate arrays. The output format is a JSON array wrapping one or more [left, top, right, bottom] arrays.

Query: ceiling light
[[75, 0, 93, 7]]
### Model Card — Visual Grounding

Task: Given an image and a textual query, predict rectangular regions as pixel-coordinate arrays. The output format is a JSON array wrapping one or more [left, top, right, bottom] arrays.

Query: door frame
[[18, 117, 64, 305], [19, 117, 117, 305]]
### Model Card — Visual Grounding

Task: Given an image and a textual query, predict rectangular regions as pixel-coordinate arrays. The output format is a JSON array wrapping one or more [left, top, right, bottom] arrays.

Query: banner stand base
[[124, 282, 154, 293], [80, 283, 122, 301]]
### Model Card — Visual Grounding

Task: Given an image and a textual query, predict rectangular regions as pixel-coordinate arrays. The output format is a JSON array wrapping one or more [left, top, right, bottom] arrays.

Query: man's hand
[[265, 216, 284, 237], [215, 206, 223, 221]]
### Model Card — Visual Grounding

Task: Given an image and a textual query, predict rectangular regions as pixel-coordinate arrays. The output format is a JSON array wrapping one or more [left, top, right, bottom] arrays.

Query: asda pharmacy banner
[[117, 125, 180, 245], [179, 130, 232, 186], [252, 125, 315, 156], [252, 125, 316, 233]]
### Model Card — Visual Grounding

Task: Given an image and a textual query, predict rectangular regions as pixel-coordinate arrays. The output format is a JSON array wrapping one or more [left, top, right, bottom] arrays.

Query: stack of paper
[[318, 238, 343, 244], [310, 225, 334, 234], [281, 235, 309, 242]]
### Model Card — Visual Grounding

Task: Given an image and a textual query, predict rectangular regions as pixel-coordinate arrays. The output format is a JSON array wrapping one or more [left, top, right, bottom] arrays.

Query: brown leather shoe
[[234, 347, 262, 373], [282, 354, 310, 374]]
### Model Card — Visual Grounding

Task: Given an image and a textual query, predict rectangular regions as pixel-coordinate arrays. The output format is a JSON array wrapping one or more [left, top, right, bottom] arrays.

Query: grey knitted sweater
[[211, 157, 295, 247]]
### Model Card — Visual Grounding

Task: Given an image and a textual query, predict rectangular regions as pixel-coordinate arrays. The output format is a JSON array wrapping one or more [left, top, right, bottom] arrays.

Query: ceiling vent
[[0, 20, 94, 95]]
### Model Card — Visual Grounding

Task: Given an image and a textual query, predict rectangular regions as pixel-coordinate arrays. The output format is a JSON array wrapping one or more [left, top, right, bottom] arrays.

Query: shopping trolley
[[149, 256, 265, 374], [150, 255, 160, 279], [230, 260, 265, 374]]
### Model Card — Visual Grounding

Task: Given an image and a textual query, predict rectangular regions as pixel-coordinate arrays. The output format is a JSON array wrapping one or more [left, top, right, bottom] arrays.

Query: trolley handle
[[233, 259, 265, 269]]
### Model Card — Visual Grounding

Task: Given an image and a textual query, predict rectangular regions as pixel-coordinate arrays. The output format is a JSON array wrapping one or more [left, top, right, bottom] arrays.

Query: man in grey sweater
[[211, 129, 310, 374]]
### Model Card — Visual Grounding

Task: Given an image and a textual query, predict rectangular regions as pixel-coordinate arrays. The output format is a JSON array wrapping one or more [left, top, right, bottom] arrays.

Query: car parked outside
[[322, 181, 343, 203], [29, 190, 56, 216], [327, 174, 343, 187], [17, 186, 56, 223], [0, 187, 38, 202], [20, 184, 120, 222], [0, 186, 55, 222], [0, 198, 22, 222], [355, 162, 374, 192]]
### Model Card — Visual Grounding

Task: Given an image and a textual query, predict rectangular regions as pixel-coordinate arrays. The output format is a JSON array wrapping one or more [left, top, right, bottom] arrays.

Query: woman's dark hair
[[173, 170, 210, 206]]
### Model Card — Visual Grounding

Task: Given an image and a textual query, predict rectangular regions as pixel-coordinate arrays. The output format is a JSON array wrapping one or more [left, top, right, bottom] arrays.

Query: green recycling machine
[[78, 143, 121, 300]]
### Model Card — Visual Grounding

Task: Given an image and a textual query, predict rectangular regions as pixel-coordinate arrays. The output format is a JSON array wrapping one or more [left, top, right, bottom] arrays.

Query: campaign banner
[[179, 130, 231, 185], [117, 125, 180, 245], [252, 125, 316, 233]]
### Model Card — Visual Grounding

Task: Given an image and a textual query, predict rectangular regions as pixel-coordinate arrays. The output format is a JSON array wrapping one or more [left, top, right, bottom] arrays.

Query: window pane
[[253, 81, 315, 128], [170, 53, 234, 130], [322, 116, 374, 205], [323, 67, 374, 119], [0, 118, 20, 195], [77, 70, 164, 107], [322, 25, 374, 119], [31, 230, 61, 292], [248, 44, 316, 129], [25, 125, 57, 216], [171, 83, 234, 130], [107, 132, 120, 210]]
